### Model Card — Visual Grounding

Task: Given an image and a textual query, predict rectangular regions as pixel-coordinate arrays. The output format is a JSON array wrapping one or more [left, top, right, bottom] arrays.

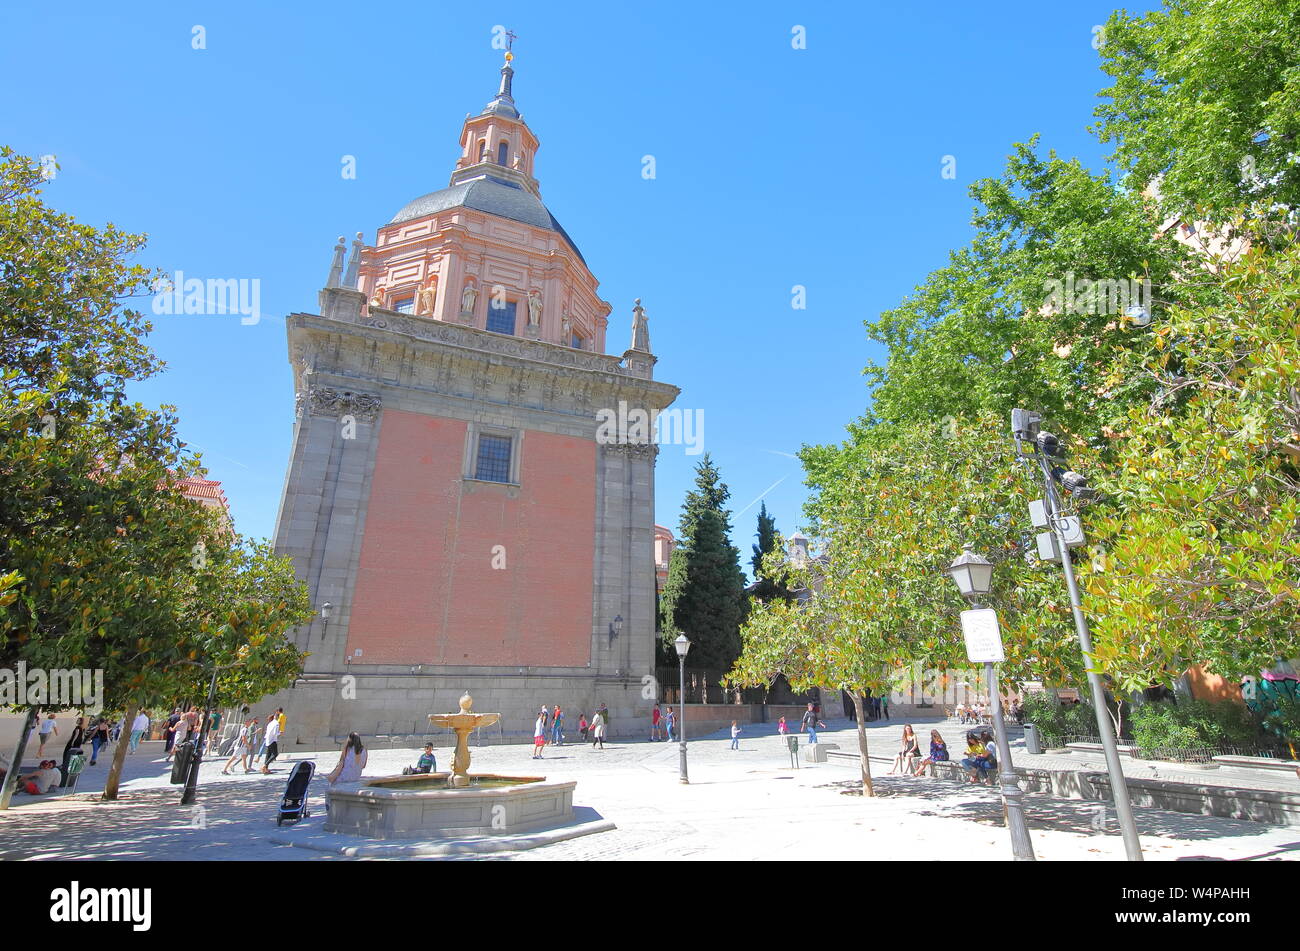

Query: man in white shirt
[[129, 712, 150, 753], [261, 716, 281, 773]]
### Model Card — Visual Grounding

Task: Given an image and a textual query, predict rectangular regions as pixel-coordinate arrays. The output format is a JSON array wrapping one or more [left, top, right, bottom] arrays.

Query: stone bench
[[1212, 754, 1300, 773], [1090, 773, 1300, 828], [804, 742, 840, 763]]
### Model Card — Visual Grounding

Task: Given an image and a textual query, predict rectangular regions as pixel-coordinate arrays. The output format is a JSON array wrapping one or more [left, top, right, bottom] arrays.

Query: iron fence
[[1034, 730, 1291, 764]]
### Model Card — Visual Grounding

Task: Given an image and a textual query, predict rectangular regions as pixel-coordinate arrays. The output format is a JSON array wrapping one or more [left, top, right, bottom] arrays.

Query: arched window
[[497, 141, 509, 166]]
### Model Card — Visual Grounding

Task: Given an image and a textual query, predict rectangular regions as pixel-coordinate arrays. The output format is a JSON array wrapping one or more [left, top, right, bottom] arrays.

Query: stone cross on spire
[[631, 298, 652, 353]]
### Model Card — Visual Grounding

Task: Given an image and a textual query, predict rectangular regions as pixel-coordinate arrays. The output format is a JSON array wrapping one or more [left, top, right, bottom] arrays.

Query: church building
[[268, 48, 679, 744]]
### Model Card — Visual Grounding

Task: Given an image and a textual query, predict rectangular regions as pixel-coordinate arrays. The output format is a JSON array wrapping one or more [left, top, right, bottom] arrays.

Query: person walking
[[551, 705, 564, 746], [729, 720, 741, 751], [165, 712, 185, 762], [261, 714, 281, 773], [221, 717, 254, 775], [596, 703, 610, 741], [243, 717, 261, 773], [650, 703, 663, 742], [164, 709, 181, 755], [800, 703, 826, 744], [590, 708, 607, 750], [89, 717, 111, 766], [59, 717, 86, 786], [777, 715, 788, 736], [128, 711, 149, 753], [664, 706, 676, 743], [533, 711, 547, 759], [327, 733, 367, 785], [36, 713, 58, 757], [880, 695, 890, 721]]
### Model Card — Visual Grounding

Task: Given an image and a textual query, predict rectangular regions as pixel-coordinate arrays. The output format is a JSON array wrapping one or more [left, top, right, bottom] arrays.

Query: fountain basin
[[324, 772, 576, 840]]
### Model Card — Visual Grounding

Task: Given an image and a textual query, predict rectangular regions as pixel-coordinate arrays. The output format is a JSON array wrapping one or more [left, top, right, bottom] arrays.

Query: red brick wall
[[347, 410, 595, 666]]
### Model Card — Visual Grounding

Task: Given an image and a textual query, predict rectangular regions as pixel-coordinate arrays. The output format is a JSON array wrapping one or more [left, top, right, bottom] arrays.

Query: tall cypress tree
[[749, 502, 790, 604], [660, 455, 747, 671]]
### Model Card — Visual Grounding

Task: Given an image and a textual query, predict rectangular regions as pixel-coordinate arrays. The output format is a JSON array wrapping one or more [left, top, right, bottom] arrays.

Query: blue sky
[[2, 1, 1154, 577]]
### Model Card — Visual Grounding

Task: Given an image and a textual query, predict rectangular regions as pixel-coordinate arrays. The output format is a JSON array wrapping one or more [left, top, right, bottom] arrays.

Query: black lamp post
[[946, 544, 1036, 862], [608, 614, 623, 647], [181, 653, 247, 806], [319, 601, 333, 640], [674, 633, 690, 784]]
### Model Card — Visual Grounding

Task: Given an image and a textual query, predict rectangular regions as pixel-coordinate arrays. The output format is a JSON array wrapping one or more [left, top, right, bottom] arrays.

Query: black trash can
[[170, 740, 195, 784]]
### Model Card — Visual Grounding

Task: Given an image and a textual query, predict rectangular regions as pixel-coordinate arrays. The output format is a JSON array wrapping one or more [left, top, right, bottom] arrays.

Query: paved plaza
[[1, 717, 1297, 861]]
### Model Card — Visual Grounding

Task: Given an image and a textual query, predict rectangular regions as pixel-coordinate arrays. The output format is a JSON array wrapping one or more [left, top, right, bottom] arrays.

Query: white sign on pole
[[960, 608, 1005, 663]]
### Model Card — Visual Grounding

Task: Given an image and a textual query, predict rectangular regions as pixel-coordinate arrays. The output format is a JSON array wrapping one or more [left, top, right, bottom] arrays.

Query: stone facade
[[266, 53, 678, 747]]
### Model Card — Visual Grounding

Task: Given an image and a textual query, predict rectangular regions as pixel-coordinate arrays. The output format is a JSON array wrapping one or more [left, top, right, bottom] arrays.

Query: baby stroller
[[276, 760, 315, 826]]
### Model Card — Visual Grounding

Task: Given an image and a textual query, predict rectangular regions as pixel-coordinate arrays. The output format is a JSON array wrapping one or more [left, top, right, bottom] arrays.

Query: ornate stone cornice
[[296, 386, 383, 421], [602, 442, 659, 459], [347, 306, 630, 375]]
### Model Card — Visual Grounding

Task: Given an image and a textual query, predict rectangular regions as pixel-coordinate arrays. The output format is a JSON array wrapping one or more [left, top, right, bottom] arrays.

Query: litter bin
[[170, 740, 195, 784], [786, 734, 799, 768], [59, 750, 85, 788], [1024, 723, 1042, 755]]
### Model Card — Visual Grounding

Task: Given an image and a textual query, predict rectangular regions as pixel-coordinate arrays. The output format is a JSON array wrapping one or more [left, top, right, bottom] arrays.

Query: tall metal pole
[[1037, 454, 1143, 861], [181, 666, 220, 806], [678, 656, 689, 784], [982, 657, 1035, 860]]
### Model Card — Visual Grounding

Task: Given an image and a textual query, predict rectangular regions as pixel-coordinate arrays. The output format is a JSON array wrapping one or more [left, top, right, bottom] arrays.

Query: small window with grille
[[487, 299, 516, 335], [474, 434, 513, 483]]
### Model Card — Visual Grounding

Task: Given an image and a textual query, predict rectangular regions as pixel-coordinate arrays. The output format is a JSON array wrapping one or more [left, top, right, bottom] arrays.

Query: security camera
[[1052, 467, 1096, 500], [1035, 431, 1065, 458]]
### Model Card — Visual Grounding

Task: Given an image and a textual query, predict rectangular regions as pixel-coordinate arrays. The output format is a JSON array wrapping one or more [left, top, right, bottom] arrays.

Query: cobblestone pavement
[[0, 721, 1296, 861]]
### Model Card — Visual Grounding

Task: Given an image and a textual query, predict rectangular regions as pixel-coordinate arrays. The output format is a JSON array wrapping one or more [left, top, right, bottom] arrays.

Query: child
[[777, 716, 787, 735], [729, 721, 741, 750], [532, 712, 547, 759], [578, 713, 589, 743]]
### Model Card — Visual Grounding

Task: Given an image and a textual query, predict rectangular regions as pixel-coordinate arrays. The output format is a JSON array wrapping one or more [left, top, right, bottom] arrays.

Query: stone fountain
[[430, 692, 500, 787], [323, 692, 577, 840]]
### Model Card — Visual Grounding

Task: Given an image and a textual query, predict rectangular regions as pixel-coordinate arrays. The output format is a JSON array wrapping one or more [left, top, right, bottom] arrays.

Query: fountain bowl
[[324, 771, 577, 840]]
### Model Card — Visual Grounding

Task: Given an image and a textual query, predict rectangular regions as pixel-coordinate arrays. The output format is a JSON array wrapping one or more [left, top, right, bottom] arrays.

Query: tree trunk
[[852, 693, 874, 797], [0, 708, 38, 810], [102, 704, 137, 801]]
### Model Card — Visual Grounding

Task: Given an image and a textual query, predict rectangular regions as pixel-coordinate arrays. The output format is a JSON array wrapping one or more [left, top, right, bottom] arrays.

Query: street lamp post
[[946, 544, 1036, 862], [181, 654, 247, 806], [675, 634, 690, 784], [319, 601, 333, 640], [1012, 408, 1143, 862]]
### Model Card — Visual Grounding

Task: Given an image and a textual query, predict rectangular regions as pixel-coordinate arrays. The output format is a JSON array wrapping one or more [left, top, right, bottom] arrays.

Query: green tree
[[748, 503, 790, 604], [1094, 0, 1300, 221], [0, 148, 311, 801], [659, 455, 747, 672], [1083, 233, 1300, 694], [865, 139, 1200, 440]]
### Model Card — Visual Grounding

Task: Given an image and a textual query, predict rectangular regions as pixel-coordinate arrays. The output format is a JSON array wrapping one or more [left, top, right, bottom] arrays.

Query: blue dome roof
[[390, 175, 585, 265]]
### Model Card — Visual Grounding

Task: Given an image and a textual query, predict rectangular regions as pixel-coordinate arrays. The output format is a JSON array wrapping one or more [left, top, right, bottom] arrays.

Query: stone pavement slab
[[0, 727, 1296, 861]]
